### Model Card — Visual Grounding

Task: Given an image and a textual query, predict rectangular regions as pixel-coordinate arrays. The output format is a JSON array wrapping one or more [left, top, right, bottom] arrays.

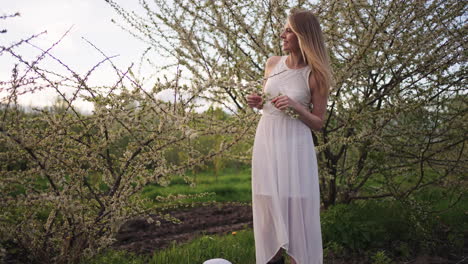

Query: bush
[[321, 193, 467, 259]]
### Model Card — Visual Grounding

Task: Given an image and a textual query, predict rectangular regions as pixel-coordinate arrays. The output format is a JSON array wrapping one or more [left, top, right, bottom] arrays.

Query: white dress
[[252, 56, 323, 264]]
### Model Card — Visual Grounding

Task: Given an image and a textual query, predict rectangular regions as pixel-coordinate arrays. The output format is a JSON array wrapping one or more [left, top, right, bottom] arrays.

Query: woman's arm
[[296, 73, 328, 131]]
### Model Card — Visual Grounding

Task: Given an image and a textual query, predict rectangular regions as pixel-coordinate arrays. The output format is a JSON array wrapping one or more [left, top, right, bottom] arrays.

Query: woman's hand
[[246, 94, 263, 109], [271, 95, 298, 111]]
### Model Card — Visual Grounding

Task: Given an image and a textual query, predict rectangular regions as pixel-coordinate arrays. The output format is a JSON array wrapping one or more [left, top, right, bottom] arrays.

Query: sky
[[1, 0, 169, 113]]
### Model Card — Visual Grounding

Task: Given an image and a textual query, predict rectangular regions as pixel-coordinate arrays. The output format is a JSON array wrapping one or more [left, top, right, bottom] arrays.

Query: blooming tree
[[107, 0, 467, 206], [0, 13, 257, 263]]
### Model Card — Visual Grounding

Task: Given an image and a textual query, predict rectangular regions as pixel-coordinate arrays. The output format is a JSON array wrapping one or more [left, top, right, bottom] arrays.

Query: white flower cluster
[[277, 92, 300, 119]]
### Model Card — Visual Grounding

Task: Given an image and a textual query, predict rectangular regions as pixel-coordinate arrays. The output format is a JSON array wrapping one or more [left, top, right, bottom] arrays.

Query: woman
[[246, 9, 332, 264]]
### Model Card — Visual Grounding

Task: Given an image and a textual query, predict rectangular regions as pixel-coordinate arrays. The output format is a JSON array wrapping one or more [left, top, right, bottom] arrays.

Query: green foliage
[[322, 189, 467, 259], [322, 202, 393, 252], [370, 250, 393, 264], [323, 241, 346, 260]]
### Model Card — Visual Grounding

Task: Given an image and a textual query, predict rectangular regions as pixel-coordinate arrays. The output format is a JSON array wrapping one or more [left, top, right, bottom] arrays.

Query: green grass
[[141, 168, 252, 208], [85, 229, 256, 264]]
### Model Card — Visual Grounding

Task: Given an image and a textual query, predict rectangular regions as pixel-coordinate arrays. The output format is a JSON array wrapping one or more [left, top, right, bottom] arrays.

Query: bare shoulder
[[265, 56, 282, 70], [264, 56, 282, 75]]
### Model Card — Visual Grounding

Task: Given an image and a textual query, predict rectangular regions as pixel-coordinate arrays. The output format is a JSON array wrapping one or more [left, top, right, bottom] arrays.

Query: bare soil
[[113, 202, 253, 254]]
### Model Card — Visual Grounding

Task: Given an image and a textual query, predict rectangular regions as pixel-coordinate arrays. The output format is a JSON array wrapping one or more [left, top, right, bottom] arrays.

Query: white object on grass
[[202, 258, 232, 264]]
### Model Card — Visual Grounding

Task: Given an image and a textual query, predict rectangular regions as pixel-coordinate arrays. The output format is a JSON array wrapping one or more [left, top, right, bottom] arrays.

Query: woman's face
[[280, 21, 300, 52]]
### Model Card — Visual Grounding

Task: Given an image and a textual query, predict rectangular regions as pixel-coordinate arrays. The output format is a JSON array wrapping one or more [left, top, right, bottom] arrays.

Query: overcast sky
[[1, 0, 166, 113]]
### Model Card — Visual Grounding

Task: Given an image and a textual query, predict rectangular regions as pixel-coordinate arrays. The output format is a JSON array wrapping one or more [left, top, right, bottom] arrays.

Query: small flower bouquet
[[277, 92, 301, 119]]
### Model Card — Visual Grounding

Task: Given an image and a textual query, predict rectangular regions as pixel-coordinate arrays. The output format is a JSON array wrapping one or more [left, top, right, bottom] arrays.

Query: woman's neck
[[287, 52, 306, 68]]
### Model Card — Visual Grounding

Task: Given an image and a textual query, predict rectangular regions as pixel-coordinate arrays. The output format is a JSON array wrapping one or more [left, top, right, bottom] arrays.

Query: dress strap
[[302, 66, 312, 98], [276, 56, 287, 72], [301, 66, 312, 81]]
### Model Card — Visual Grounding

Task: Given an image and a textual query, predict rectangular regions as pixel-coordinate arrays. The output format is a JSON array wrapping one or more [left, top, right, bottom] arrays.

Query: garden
[[1, 0, 466, 263]]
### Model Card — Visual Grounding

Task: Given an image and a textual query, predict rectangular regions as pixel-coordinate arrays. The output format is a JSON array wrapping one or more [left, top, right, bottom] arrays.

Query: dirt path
[[113, 202, 253, 254]]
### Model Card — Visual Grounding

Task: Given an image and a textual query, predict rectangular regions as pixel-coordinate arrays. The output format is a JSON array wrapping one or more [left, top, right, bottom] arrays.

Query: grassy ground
[[87, 169, 467, 264], [141, 168, 252, 207], [86, 229, 256, 264]]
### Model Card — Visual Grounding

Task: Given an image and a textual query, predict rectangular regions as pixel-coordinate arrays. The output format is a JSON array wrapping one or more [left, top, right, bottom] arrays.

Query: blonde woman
[[247, 9, 332, 264]]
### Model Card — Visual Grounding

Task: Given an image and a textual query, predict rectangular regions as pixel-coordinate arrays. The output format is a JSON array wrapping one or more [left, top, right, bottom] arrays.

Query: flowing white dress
[[252, 56, 323, 264]]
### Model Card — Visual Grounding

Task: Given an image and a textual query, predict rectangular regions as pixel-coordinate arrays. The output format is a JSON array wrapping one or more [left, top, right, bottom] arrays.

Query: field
[[81, 168, 467, 264]]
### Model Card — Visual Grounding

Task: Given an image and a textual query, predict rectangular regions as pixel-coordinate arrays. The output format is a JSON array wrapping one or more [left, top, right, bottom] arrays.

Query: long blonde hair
[[288, 9, 333, 95]]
